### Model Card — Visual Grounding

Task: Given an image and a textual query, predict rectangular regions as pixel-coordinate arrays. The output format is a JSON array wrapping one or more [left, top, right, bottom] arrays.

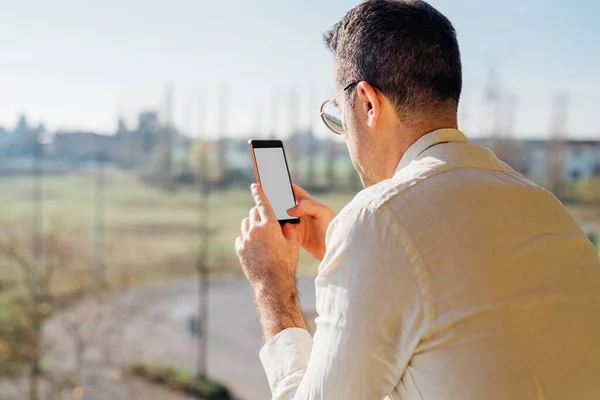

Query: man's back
[[353, 130, 600, 399], [237, 1, 600, 397]]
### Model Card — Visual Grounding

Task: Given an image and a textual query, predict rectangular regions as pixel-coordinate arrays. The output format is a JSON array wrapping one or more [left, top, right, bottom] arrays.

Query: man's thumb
[[288, 199, 319, 217]]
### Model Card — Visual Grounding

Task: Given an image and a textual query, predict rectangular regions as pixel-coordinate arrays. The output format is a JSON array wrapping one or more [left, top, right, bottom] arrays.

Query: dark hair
[[324, 0, 462, 118]]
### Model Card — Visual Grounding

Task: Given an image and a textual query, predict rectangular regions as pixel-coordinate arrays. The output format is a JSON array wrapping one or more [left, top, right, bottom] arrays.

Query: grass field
[[0, 172, 355, 291], [1, 171, 598, 295]]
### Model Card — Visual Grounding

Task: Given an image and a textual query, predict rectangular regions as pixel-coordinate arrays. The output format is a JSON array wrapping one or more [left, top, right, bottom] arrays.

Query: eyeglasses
[[320, 81, 359, 135]]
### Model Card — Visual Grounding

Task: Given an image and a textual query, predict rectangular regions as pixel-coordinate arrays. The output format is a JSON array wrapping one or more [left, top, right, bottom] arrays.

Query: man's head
[[324, 0, 462, 186]]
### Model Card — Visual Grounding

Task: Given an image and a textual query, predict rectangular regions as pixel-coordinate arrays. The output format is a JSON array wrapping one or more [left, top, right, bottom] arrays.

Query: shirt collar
[[395, 128, 468, 173]]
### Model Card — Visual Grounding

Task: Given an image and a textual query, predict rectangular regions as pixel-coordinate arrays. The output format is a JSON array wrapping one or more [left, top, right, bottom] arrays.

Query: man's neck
[[383, 117, 458, 179]]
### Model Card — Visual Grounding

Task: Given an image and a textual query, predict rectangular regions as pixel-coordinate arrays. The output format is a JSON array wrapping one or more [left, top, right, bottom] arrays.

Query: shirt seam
[[370, 163, 521, 212], [378, 207, 436, 340]]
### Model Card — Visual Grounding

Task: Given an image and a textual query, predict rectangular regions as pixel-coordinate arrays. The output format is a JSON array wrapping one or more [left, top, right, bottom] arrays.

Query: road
[[127, 277, 316, 400]]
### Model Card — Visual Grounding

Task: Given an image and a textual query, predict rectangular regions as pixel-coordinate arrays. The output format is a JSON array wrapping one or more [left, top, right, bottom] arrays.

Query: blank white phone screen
[[253, 148, 296, 221]]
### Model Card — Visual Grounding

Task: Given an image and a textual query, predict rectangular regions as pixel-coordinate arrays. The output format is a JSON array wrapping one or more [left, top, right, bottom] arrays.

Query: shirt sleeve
[[259, 205, 426, 399]]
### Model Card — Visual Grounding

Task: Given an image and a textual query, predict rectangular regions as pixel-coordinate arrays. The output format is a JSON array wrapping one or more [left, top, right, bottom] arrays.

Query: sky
[[1, 0, 599, 139]]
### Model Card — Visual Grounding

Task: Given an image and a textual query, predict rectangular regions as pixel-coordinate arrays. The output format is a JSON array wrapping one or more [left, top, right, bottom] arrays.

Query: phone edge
[[279, 141, 301, 225]]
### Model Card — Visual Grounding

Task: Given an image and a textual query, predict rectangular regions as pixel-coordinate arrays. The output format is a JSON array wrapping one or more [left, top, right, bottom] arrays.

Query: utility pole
[[156, 83, 174, 181], [504, 94, 518, 137], [289, 88, 300, 177], [270, 90, 278, 140], [306, 85, 316, 188], [254, 101, 262, 138], [94, 134, 106, 291], [31, 133, 43, 297], [196, 93, 210, 378], [496, 93, 520, 168], [484, 67, 501, 142], [217, 85, 228, 180], [289, 88, 298, 134], [30, 131, 43, 400], [181, 97, 193, 175], [483, 67, 520, 168], [165, 83, 174, 179], [547, 92, 569, 197]]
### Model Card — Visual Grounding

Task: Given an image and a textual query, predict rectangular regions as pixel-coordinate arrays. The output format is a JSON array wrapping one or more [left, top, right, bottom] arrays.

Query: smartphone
[[248, 140, 300, 225]]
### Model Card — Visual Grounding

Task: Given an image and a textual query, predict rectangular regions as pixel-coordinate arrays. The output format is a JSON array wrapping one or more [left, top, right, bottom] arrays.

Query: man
[[235, 1, 600, 399]]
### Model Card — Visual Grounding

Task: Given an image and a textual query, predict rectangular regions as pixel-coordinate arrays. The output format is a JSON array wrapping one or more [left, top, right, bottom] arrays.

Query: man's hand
[[287, 184, 335, 262], [235, 184, 306, 341]]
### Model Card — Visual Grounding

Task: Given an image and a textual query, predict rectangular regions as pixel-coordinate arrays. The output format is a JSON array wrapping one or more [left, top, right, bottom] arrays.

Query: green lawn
[[0, 172, 355, 291]]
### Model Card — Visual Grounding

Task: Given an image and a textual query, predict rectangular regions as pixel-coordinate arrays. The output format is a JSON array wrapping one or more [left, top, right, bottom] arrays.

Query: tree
[[0, 224, 152, 400], [0, 223, 78, 400]]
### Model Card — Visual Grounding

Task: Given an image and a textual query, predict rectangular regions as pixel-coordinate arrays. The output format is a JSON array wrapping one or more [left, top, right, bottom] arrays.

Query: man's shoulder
[[343, 157, 448, 216], [326, 182, 400, 244], [329, 168, 424, 239]]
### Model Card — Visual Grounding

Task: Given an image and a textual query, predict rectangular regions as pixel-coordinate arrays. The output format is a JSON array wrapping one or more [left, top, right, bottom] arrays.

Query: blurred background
[[1, 0, 599, 399]]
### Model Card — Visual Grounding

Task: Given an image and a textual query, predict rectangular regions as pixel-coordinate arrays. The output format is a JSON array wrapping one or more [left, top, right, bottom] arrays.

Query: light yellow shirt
[[260, 129, 600, 400]]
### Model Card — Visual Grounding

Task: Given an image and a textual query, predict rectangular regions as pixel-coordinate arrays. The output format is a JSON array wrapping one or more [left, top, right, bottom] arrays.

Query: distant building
[[14, 115, 28, 137], [2, 114, 42, 157], [53, 131, 111, 163], [475, 138, 600, 184], [112, 111, 160, 170], [563, 141, 600, 181], [0, 127, 8, 157], [138, 111, 160, 154]]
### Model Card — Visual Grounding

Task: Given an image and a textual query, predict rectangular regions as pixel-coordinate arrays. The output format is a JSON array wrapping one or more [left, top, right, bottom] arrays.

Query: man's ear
[[355, 81, 381, 127]]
